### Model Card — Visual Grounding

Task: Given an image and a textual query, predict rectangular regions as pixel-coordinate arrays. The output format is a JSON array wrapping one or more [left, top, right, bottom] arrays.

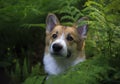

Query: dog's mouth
[[51, 49, 71, 58], [67, 50, 71, 58]]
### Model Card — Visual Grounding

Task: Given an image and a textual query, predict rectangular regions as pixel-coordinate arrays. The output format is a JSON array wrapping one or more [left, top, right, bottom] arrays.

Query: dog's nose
[[53, 43, 63, 52]]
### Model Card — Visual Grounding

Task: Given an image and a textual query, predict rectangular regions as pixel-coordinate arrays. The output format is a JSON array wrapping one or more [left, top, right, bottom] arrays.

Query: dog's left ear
[[75, 17, 88, 39], [46, 13, 60, 33]]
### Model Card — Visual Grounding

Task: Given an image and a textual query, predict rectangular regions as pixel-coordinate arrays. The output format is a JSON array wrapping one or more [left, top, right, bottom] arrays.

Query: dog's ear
[[75, 17, 88, 39], [46, 13, 60, 33]]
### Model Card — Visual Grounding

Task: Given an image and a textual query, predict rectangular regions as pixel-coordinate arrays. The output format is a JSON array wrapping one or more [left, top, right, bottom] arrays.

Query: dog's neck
[[43, 50, 85, 75]]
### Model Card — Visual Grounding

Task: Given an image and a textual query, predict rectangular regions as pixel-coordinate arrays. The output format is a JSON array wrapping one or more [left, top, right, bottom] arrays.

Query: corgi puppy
[[43, 13, 88, 75]]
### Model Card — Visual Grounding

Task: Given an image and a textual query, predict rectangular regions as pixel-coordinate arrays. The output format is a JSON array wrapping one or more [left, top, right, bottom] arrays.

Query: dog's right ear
[[46, 13, 60, 33], [74, 17, 89, 39]]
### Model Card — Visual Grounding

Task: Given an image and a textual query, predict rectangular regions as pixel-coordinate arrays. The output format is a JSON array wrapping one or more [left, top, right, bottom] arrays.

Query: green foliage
[[10, 57, 44, 84], [23, 62, 45, 84], [60, 1, 83, 22], [10, 58, 29, 83], [24, 76, 45, 84], [56, 0, 84, 25], [10, 59, 21, 84], [0, 0, 120, 84]]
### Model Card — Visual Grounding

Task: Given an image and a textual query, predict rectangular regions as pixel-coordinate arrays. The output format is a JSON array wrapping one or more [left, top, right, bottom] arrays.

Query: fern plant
[[83, 0, 120, 57], [56, 0, 84, 25]]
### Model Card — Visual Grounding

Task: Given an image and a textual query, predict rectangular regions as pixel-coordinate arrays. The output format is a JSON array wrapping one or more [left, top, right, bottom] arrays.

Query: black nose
[[52, 43, 63, 52]]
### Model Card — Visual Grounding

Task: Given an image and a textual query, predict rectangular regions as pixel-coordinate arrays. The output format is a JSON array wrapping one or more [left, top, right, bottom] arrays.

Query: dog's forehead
[[53, 25, 76, 34], [53, 25, 64, 32], [65, 26, 76, 33]]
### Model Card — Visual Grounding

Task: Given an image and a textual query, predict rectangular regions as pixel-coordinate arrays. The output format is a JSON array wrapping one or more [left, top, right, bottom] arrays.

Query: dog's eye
[[67, 35, 73, 41], [52, 34, 57, 39]]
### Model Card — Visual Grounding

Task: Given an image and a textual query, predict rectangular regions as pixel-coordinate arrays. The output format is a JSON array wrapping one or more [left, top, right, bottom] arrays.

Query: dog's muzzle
[[51, 43, 71, 58]]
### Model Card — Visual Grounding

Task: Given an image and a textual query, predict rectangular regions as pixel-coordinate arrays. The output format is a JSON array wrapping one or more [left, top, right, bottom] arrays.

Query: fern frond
[[61, 16, 75, 22], [70, 6, 81, 15], [89, 12, 106, 24], [21, 24, 45, 29], [83, 6, 104, 16], [84, 1, 103, 9]]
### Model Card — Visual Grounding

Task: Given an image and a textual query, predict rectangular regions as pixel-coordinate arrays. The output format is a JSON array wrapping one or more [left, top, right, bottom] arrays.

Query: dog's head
[[45, 13, 88, 58]]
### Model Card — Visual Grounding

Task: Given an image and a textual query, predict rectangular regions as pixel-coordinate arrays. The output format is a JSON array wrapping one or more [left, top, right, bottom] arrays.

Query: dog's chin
[[50, 52, 65, 58]]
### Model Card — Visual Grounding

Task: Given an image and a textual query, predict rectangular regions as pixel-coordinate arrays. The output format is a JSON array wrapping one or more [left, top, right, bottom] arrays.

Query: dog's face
[[45, 14, 88, 58]]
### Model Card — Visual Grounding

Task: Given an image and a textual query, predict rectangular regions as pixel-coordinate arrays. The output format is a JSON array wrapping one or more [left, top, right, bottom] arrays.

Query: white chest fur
[[43, 53, 85, 75]]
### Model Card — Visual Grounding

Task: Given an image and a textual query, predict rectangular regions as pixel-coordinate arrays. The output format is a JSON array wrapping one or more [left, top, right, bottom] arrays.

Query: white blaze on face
[[50, 33, 67, 57]]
